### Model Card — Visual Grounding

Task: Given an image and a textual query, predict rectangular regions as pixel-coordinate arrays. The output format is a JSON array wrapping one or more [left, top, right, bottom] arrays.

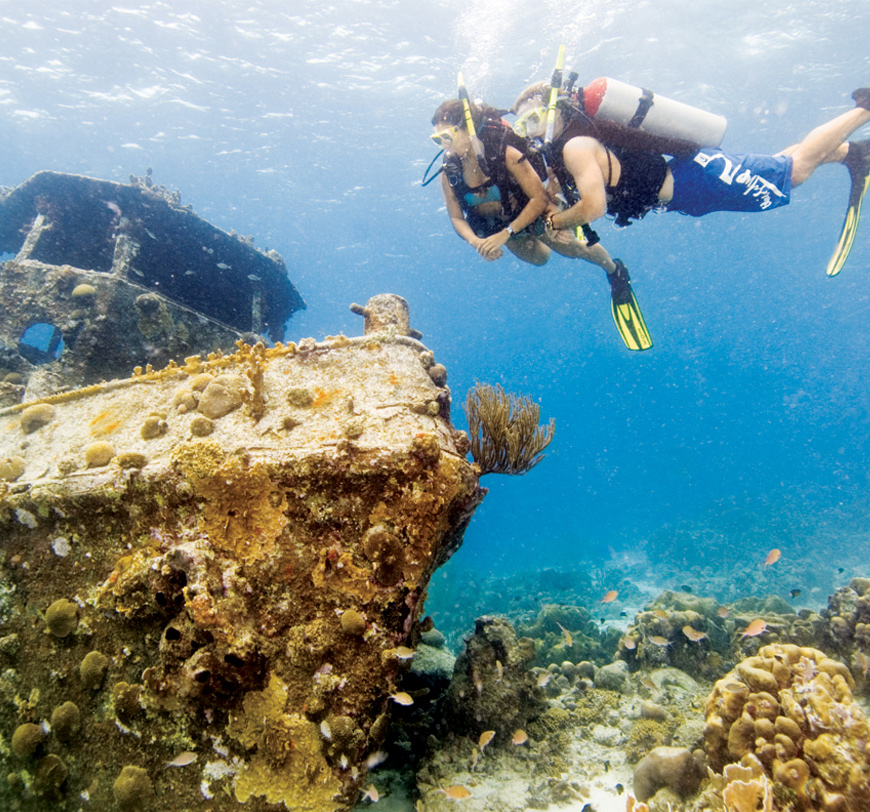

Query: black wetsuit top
[[545, 118, 669, 227], [445, 118, 547, 237]]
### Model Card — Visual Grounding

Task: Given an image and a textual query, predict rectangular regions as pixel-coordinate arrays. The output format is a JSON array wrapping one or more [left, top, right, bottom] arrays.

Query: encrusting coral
[[705, 643, 870, 810]]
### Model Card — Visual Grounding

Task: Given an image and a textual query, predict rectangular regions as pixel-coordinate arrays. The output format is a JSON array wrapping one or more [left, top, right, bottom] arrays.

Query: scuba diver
[[513, 77, 870, 281], [428, 97, 620, 269], [427, 75, 649, 350]]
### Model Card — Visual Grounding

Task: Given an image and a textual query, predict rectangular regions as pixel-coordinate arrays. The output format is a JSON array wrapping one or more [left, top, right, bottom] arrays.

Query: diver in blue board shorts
[[666, 150, 793, 216], [513, 85, 870, 278]]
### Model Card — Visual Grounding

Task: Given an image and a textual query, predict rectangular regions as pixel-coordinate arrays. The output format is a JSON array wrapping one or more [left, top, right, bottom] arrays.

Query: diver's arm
[[549, 137, 608, 229], [477, 146, 548, 256], [440, 173, 490, 252]]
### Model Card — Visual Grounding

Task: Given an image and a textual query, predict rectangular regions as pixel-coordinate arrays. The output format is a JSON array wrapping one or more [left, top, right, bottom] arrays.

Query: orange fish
[[653, 609, 668, 619], [620, 636, 637, 651], [478, 730, 495, 752], [739, 619, 768, 638], [682, 626, 707, 643], [361, 785, 380, 803], [716, 606, 730, 618], [649, 636, 671, 647], [601, 590, 619, 603], [557, 622, 573, 647], [438, 784, 472, 800], [511, 729, 528, 746], [495, 660, 503, 682], [389, 691, 414, 706], [764, 548, 781, 567], [165, 751, 197, 768]]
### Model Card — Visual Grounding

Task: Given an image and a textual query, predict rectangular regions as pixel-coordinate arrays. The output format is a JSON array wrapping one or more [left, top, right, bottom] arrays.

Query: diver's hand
[[476, 231, 510, 260]]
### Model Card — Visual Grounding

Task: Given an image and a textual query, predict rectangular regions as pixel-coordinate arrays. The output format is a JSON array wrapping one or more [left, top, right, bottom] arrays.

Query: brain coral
[[705, 643, 870, 810]]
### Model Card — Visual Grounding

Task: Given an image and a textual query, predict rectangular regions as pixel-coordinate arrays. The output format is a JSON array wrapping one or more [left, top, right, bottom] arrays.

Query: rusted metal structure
[[0, 171, 305, 402]]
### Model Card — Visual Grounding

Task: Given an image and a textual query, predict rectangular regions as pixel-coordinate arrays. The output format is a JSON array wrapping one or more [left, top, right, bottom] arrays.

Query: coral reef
[[704, 643, 870, 809], [0, 318, 484, 811]]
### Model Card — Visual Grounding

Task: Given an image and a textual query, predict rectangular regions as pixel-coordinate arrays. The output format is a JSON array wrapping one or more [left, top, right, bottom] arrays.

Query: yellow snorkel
[[457, 71, 489, 175], [544, 45, 565, 144]]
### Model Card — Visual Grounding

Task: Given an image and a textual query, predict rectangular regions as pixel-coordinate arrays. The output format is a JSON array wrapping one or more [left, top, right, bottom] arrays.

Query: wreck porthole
[[18, 322, 64, 364]]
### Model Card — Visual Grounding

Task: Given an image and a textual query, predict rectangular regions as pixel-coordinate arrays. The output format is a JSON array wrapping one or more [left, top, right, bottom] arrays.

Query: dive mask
[[430, 125, 459, 147], [512, 105, 547, 139]]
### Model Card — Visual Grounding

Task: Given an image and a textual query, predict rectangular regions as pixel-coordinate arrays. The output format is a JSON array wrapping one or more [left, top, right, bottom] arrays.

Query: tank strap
[[627, 88, 655, 129]]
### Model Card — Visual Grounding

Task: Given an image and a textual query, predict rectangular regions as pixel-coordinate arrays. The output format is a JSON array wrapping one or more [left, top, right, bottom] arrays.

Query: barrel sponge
[[45, 598, 78, 637], [11, 723, 45, 758], [80, 650, 110, 690], [50, 701, 81, 741], [20, 403, 55, 433], [633, 746, 703, 802], [705, 644, 870, 810], [113, 765, 154, 808]]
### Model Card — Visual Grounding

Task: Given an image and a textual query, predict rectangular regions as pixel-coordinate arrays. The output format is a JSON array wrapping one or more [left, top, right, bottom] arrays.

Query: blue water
[[2, 1, 869, 584]]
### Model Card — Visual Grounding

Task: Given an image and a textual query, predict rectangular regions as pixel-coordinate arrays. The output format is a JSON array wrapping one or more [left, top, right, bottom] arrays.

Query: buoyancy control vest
[[446, 118, 548, 235], [544, 117, 669, 227]]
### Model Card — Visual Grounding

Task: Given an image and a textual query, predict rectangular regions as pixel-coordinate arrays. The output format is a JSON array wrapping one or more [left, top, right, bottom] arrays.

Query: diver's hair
[[431, 99, 505, 130]]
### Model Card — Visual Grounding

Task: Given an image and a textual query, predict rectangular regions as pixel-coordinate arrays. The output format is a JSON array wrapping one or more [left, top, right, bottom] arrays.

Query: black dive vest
[[545, 118, 669, 227], [445, 118, 547, 235]]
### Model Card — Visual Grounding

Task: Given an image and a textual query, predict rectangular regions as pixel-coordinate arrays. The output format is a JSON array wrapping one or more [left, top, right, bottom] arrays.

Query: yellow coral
[[228, 674, 342, 810]]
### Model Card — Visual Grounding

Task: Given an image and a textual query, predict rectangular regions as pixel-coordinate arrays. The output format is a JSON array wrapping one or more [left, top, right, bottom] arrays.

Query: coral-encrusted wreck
[[0, 170, 305, 403], [0, 296, 484, 811]]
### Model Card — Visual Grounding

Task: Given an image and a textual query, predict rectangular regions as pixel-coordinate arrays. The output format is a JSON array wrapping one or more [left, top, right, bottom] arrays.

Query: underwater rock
[[704, 643, 870, 810], [441, 615, 543, 740], [632, 745, 704, 802], [11, 723, 45, 758], [595, 660, 630, 693], [0, 322, 484, 811]]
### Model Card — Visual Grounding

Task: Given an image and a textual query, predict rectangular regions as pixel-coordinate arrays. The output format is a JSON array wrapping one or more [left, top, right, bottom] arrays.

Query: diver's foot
[[607, 259, 632, 303], [852, 88, 870, 111], [844, 140, 870, 181]]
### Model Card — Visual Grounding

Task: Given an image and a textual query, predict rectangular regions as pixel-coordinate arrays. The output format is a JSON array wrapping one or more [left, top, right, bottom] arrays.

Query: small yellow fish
[[165, 751, 197, 768], [716, 606, 730, 618], [511, 728, 528, 745], [620, 636, 637, 651], [389, 691, 414, 706], [763, 548, 781, 567], [557, 622, 573, 647], [640, 677, 656, 691], [740, 619, 768, 638], [469, 747, 479, 770], [537, 672, 552, 687], [438, 784, 472, 800], [649, 635, 671, 647], [601, 590, 619, 603], [682, 625, 707, 643], [472, 666, 484, 695], [392, 647, 416, 660], [495, 660, 503, 682], [478, 730, 495, 752], [856, 651, 870, 677], [653, 609, 668, 619], [361, 785, 380, 802]]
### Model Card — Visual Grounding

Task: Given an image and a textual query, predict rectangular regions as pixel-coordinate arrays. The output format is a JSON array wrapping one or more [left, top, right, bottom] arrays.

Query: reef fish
[[557, 622, 573, 647], [438, 784, 472, 800], [716, 606, 730, 618], [478, 730, 495, 752], [512, 729, 528, 745], [620, 636, 637, 651], [649, 635, 671, 647], [601, 590, 619, 603], [790, 589, 802, 599], [495, 660, 503, 682], [165, 751, 197, 768], [361, 785, 380, 802], [391, 646, 416, 660], [739, 619, 768, 638], [763, 548, 781, 566], [682, 626, 707, 642], [389, 691, 414, 706], [653, 609, 669, 619]]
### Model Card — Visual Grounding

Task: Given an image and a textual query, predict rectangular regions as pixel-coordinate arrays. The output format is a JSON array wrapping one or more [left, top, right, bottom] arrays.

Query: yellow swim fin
[[608, 260, 653, 351], [826, 140, 870, 277]]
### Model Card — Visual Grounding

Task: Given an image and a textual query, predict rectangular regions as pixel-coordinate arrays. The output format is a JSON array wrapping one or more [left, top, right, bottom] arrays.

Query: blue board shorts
[[666, 149, 793, 216]]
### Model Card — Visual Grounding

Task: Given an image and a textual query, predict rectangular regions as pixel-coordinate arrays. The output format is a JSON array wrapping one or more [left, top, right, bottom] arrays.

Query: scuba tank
[[580, 77, 727, 148]]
